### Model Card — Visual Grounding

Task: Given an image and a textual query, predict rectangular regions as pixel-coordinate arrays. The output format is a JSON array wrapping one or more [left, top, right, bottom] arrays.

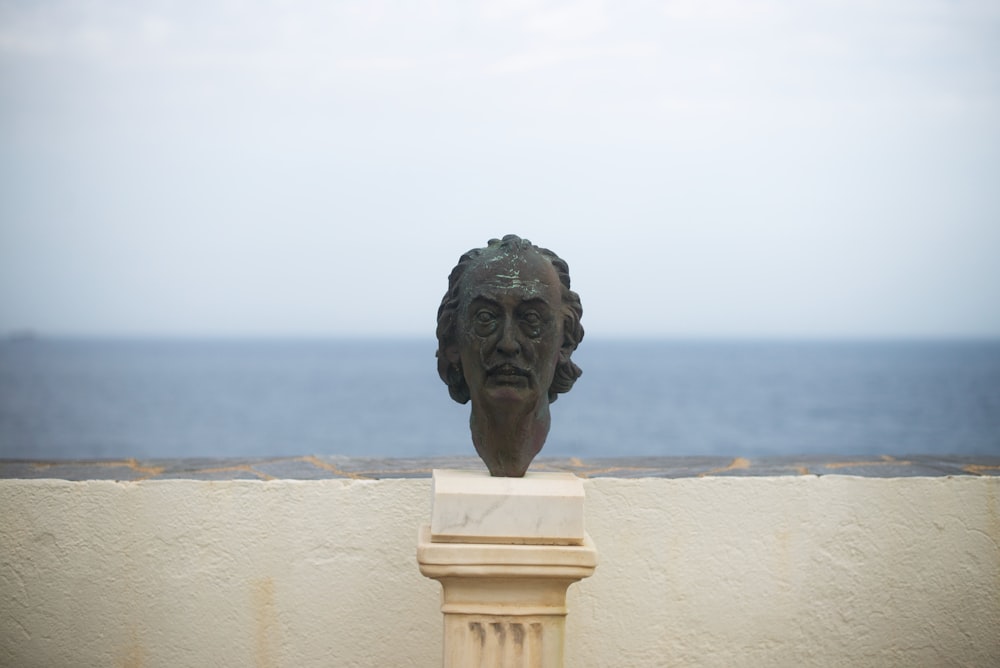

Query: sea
[[1, 338, 998, 461]]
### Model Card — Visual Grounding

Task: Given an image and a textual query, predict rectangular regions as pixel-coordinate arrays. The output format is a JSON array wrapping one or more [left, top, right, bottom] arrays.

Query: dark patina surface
[[435, 235, 584, 476]]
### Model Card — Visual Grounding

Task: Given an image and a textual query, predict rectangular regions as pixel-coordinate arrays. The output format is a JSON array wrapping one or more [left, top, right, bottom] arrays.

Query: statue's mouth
[[488, 363, 529, 379]]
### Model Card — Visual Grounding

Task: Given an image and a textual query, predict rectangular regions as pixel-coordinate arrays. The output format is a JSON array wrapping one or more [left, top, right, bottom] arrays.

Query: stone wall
[[2, 459, 998, 667]]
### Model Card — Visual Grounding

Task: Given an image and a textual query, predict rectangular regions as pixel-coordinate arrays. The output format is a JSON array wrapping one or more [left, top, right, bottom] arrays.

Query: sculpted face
[[452, 248, 565, 413]]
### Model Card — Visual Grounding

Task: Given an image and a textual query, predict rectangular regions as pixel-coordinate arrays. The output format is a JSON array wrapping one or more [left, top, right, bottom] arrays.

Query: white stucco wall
[[2, 475, 998, 667]]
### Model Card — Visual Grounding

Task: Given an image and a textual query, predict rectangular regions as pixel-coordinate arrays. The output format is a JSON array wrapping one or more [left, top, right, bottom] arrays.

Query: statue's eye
[[473, 310, 497, 334], [521, 311, 542, 337]]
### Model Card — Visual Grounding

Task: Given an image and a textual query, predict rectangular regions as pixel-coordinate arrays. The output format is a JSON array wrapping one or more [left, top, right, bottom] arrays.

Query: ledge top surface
[[1, 455, 998, 481]]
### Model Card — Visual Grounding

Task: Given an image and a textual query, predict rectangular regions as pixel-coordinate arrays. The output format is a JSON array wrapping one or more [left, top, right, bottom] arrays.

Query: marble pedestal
[[417, 470, 598, 668]]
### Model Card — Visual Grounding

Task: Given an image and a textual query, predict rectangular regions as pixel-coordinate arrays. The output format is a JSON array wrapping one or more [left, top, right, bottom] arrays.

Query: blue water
[[1, 338, 998, 460]]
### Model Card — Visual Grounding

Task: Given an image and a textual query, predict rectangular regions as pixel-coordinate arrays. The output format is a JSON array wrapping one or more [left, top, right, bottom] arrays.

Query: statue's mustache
[[487, 363, 529, 377]]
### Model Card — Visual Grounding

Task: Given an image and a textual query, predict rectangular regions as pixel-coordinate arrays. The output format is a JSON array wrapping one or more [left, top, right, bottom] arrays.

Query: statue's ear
[[559, 319, 574, 363]]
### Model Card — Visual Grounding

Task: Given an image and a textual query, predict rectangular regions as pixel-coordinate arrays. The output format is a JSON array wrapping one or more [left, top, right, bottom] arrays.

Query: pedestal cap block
[[430, 469, 585, 545]]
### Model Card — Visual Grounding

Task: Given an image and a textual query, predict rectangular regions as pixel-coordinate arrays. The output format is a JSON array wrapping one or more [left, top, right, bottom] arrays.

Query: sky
[[1, 0, 998, 339]]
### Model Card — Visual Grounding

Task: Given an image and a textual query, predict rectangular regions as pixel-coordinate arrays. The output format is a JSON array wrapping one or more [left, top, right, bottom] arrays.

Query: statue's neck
[[469, 399, 551, 477]]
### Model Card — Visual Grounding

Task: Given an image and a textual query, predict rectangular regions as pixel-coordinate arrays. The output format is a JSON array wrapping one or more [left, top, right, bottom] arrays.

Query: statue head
[[436, 235, 583, 476]]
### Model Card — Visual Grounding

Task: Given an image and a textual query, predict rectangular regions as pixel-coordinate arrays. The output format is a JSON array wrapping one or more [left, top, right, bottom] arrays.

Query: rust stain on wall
[[297, 455, 364, 479], [824, 455, 912, 469], [700, 457, 751, 477], [965, 463, 1000, 475], [252, 577, 279, 668], [118, 627, 146, 668]]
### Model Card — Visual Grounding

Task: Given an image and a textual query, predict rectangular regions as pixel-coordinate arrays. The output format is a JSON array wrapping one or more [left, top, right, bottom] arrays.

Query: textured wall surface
[[2, 475, 998, 667]]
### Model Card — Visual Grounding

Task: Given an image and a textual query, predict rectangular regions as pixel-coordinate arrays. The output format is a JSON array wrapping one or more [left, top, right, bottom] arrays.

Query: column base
[[417, 525, 597, 667]]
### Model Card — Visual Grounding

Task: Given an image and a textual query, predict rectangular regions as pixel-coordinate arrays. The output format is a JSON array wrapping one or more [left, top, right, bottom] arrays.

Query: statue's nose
[[496, 319, 521, 356]]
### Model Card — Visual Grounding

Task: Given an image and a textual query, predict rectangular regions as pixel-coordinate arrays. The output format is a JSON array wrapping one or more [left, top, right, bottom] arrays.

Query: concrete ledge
[[1, 454, 998, 480], [3, 474, 998, 667]]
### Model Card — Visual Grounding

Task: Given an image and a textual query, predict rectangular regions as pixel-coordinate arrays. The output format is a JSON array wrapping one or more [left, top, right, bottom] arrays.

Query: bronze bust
[[436, 235, 584, 477]]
